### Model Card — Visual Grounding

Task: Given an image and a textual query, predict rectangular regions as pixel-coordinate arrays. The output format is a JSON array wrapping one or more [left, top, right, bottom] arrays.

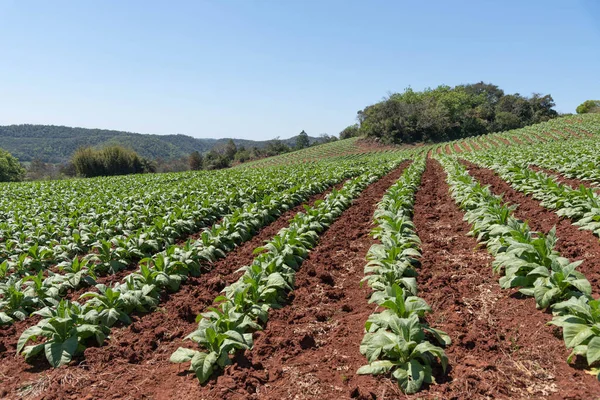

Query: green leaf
[[587, 336, 600, 365], [356, 360, 395, 375], [45, 334, 78, 367], [170, 347, 199, 363], [22, 343, 45, 360], [190, 351, 219, 384], [0, 312, 13, 325], [392, 360, 426, 394], [535, 286, 560, 309], [571, 279, 592, 296], [359, 331, 396, 362], [17, 325, 44, 354], [424, 326, 452, 346], [563, 322, 594, 348]]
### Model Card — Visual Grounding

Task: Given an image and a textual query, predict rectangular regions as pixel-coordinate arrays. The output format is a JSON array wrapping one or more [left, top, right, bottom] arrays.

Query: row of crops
[[433, 113, 600, 156], [2, 151, 411, 369], [440, 156, 600, 375], [356, 144, 600, 393], [2, 115, 600, 397]]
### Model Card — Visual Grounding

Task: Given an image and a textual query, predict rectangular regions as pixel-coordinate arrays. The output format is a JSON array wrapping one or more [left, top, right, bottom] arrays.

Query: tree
[[460, 82, 504, 105], [189, 151, 203, 170], [0, 148, 25, 182], [234, 148, 251, 163], [493, 111, 523, 131], [340, 124, 360, 139], [295, 130, 310, 149], [319, 133, 337, 143], [529, 93, 558, 123], [224, 139, 237, 160], [576, 100, 600, 114], [203, 150, 230, 170], [265, 137, 290, 156], [27, 158, 49, 180]]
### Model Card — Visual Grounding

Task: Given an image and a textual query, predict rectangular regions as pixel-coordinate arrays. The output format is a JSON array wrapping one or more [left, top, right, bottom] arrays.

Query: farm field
[[1, 114, 600, 399]]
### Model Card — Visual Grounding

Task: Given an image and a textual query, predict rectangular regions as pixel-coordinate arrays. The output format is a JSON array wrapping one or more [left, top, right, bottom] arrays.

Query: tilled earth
[[2, 159, 600, 399]]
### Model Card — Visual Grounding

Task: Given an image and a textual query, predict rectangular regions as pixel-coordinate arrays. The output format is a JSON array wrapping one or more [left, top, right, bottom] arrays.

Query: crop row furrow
[[440, 156, 600, 378], [169, 158, 404, 383], [15, 154, 405, 367], [356, 157, 450, 394]]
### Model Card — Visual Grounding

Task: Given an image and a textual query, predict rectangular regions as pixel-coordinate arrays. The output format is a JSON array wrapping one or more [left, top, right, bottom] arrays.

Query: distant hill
[[0, 124, 327, 163]]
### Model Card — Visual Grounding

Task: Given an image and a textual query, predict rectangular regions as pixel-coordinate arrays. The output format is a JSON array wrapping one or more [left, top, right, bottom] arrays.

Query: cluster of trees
[[347, 82, 559, 144], [577, 100, 600, 114], [186, 131, 337, 171], [72, 145, 156, 177]]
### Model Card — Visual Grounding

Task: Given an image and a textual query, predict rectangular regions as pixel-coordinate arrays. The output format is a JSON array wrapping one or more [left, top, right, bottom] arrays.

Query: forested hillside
[[0, 124, 327, 162]]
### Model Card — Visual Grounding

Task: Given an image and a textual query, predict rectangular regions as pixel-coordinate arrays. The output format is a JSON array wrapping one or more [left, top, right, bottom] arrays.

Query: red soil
[[569, 128, 594, 138], [407, 160, 600, 399], [460, 142, 472, 152], [195, 162, 411, 400], [0, 179, 349, 399], [462, 161, 600, 297], [0, 164, 411, 400], [555, 128, 578, 139], [5, 160, 600, 399], [497, 137, 511, 146], [551, 129, 571, 139], [453, 143, 463, 153]]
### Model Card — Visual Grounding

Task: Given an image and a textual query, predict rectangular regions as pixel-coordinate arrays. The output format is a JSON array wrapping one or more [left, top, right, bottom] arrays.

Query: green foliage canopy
[[0, 147, 25, 182], [339, 124, 360, 139], [576, 100, 600, 114], [72, 145, 151, 177], [356, 82, 558, 144], [295, 130, 310, 149]]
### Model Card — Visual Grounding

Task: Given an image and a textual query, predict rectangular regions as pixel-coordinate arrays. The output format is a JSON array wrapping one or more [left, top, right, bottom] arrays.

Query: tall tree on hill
[[188, 151, 203, 170], [295, 130, 310, 149]]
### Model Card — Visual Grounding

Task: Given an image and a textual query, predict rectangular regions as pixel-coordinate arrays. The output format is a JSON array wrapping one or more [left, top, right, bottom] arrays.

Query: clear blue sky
[[1, 0, 599, 140]]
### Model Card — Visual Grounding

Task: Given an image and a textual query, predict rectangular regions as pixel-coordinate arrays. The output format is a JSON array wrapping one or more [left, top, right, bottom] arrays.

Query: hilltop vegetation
[[0, 124, 329, 163], [577, 100, 600, 114], [350, 82, 559, 144]]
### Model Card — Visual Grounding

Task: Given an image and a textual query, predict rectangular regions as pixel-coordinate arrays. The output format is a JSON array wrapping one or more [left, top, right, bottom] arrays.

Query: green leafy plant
[[17, 300, 107, 367], [357, 314, 448, 394]]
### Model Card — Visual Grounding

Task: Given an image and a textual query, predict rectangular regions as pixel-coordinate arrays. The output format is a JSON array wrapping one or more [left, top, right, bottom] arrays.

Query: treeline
[[5, 131, 338, 181], [343, 82, 559, 143], [181, 132, 337, 172], [72, 146, 156, 177]]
